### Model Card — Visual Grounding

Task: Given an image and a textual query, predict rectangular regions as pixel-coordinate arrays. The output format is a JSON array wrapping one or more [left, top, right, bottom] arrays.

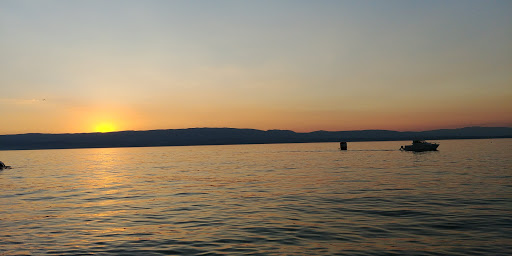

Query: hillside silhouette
[[1, 127, 511, 150]]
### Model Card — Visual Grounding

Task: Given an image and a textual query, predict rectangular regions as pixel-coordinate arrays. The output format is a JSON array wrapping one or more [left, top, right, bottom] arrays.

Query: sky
[[1, 0, 511, 134]]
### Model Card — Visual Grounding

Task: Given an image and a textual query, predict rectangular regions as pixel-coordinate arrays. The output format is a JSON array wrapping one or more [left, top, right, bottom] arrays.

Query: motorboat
[[400, 140, 439, 152]]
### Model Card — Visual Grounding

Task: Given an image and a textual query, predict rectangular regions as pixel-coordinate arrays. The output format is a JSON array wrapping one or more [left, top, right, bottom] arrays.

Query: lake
[[1, 139, 511, 255]]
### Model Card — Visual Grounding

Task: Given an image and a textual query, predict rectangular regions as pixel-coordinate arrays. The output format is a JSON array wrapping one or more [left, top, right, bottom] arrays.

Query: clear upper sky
[[1, 0, 511, 134]]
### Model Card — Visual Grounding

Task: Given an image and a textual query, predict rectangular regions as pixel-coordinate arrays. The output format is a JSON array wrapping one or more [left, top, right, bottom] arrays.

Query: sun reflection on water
[[0, 140, 510, 254]]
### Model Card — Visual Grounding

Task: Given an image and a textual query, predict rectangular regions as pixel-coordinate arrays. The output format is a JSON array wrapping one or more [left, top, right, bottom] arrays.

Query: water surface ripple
[[1, 139, 511, 255]]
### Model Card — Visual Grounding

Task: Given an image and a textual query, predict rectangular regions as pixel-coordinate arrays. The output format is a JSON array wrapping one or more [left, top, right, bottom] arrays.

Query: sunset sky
[[1, 0, 511, 134]]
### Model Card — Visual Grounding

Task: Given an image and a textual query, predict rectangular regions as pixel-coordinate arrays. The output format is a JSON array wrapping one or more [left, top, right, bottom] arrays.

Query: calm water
[[1, 139, 511, 255]]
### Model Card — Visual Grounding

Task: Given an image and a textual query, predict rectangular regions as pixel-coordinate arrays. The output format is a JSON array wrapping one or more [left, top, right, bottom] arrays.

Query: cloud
[[0, 98, 46, 105]]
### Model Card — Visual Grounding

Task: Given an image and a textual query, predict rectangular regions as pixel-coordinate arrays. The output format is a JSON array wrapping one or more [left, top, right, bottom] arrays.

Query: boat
[[400, 140, 439, 152]]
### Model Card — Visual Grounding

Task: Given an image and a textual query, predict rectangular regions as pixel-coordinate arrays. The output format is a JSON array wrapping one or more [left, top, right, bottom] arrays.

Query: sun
[[95, 122, 117, 133]]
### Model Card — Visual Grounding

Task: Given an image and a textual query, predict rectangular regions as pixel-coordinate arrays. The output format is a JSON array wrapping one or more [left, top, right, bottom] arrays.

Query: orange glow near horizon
[[0, 98, 510, 135], [94, 122, 117, 133], [71, 104, 139, 134]]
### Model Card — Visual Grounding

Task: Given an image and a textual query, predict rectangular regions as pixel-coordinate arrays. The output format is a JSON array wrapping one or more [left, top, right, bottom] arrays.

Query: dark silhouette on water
[[0, 161, 10, 169], [0, 126, 510, 150], [340, 141, 347, 150], [400, 140, 439, 152]]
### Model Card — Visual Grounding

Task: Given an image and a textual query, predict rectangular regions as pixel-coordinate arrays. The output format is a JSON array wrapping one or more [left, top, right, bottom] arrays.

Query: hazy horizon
[[1, 125, 511, 137], [2, 0, 511, 134]]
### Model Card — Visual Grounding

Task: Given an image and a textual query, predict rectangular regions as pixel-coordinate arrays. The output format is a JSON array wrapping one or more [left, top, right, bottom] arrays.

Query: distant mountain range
[[1, 126, 511, 150]]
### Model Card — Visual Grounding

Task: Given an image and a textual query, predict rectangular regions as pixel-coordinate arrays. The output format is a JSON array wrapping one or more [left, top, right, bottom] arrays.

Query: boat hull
[[402, 143, 439, 152]]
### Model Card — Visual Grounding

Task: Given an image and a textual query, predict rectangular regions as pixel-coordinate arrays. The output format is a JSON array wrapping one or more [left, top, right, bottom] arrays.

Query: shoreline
[[1, 135, 510, 151]]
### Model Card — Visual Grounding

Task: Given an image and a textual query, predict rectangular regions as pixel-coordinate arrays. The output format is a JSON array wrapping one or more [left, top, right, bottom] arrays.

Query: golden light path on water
[[0, 139, 511, 255]]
